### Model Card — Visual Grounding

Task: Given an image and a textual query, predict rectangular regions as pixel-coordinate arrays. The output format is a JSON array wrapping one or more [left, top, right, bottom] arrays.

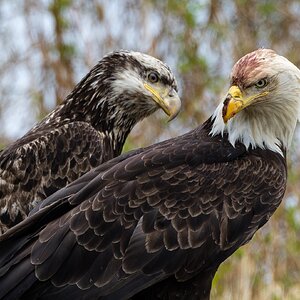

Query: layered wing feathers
[[0, 128, 287, 299], [0, 121, 111, 233]]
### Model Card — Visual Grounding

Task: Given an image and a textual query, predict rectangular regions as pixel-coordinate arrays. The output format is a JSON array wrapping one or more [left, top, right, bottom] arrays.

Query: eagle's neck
[[42, 92, 138, 154], [210, 100, 298, 156], [34, 75, 155, 156]]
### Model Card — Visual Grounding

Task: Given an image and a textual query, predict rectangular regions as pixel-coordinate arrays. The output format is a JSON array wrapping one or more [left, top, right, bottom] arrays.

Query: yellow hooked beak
[[144, 83, 181, 121], [222, 85, 269, 123]]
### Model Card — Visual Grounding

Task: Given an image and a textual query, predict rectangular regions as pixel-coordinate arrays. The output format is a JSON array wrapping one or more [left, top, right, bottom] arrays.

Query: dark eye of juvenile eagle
[[211, 48, 300, 155]]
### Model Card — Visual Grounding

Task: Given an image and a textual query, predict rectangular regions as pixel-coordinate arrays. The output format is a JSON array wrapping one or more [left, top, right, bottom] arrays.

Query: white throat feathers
[[210, 49, 300, 156]]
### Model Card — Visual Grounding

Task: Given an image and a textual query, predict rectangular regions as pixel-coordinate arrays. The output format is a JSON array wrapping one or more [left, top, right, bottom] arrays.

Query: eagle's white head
[[211, 49, 300, 155]]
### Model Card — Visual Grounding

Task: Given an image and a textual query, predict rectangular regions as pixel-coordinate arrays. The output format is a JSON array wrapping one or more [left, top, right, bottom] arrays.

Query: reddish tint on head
[[231, 49, 277, 88]]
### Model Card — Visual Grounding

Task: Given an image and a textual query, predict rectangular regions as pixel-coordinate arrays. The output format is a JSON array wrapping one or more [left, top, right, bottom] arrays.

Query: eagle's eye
[[148, 72, 160, 83], [255, 78, 268, 88]]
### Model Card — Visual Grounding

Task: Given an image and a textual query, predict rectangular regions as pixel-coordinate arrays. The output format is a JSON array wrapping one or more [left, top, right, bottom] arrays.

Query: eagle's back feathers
[[0, 121, 112, 231], [0, 121, 287, 299]]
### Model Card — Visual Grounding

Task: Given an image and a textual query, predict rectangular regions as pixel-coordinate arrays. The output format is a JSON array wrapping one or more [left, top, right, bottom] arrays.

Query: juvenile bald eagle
[[0, 50, 181, 234], [0, 49, 299, 300]]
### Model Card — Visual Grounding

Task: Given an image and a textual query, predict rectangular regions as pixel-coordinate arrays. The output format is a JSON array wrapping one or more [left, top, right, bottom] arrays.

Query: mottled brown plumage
[[0, 121, 286, 300], [0, 49, 299, 300], [0, 50, 180, 234]]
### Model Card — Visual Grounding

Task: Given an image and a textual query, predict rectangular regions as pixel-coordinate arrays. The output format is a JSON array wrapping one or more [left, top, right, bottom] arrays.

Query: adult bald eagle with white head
[[0, 49, 298, 300], [0, 50, 181, 234]]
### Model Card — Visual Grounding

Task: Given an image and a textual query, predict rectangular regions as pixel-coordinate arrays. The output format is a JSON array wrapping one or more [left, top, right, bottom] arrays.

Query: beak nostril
[[222, 94, 233, 119], [223, 94, 232, 105]]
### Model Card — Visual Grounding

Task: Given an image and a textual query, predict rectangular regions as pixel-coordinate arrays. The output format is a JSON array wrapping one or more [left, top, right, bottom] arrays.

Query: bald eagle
[[0, 49, 298, 300], [0, 50, 181, 234]]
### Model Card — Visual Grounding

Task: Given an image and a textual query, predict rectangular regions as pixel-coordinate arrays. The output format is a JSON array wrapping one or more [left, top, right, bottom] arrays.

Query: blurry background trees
[[1, 0, 300, 298]]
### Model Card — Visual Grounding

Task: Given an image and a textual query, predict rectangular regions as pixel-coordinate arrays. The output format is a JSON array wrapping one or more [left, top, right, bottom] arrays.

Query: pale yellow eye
[[255, 78, 268, 88]]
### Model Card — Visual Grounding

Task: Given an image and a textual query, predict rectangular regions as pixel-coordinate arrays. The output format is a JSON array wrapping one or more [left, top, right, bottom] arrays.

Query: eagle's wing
[[0, 131, 286, 299], [0, 121, 111, 232]]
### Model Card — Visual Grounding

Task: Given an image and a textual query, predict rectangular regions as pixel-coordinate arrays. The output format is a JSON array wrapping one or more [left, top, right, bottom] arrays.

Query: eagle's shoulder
[[0, 121, 112, 232]]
